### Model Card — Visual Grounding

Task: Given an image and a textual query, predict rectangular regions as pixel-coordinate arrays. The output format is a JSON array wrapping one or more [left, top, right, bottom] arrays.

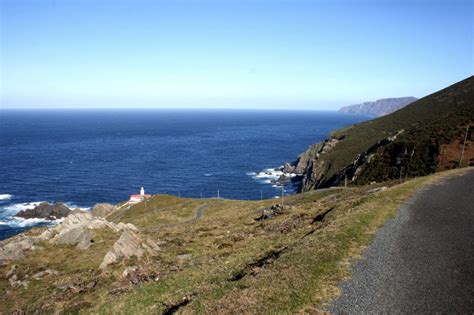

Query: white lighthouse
[[140, 187, 145, 196]]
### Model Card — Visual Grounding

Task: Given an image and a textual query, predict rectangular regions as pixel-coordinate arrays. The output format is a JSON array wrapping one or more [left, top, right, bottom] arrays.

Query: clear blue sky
[[1, 0, 472, 110]]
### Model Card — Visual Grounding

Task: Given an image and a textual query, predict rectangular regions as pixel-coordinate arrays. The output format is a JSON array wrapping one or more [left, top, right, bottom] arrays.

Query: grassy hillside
[[299, 76, 474, 190], [1, 169, 471, 313]]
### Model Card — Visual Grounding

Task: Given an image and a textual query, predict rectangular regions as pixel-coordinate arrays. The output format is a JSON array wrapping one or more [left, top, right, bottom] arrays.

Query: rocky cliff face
[[285, 77, 473, 192], [339, 97, 417, 117]]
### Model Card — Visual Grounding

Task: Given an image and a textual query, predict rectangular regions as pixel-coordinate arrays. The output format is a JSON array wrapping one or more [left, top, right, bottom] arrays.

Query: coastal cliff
[[339, 97, 418, 117], [285, 76, 474, 192]]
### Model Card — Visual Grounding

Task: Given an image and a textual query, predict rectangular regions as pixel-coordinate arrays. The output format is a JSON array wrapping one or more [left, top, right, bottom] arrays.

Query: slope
[[286, 76, 474, 191]]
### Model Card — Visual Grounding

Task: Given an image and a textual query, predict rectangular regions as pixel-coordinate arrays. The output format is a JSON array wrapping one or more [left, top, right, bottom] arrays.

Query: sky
[[0, 0, 472, 110]]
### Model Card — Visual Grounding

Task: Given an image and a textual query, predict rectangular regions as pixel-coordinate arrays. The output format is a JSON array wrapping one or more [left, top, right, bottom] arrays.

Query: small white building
[[129, 187, 149, 204]]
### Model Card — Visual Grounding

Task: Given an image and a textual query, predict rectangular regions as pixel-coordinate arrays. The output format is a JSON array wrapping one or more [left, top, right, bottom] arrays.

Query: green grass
[[1, 168, 470, 314], [307, 76, 474, 188]]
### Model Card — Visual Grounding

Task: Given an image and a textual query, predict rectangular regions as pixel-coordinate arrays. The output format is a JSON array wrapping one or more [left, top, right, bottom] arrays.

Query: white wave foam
[[204, 173, 212, 177], [248, 167, 297, 184], [64, 203, 91, 212], [2, 201, 44, 216], [0, 202, 87, 230], [2, 217, 63, 228], [0, 194, 13, 201]]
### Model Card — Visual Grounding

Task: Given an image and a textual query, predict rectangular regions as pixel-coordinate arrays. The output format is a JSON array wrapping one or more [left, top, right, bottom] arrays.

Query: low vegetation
[[1, 168, 470, 313], [298, 76, 474, 190]]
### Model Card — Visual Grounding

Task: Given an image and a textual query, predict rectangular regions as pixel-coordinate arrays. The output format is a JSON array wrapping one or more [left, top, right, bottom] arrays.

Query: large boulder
[[99, 230, 159, 270], [49, 225, 94, 250], [15, 202, 71, 220], [0, 237, 35, 264], [92, 203, 117, 218]]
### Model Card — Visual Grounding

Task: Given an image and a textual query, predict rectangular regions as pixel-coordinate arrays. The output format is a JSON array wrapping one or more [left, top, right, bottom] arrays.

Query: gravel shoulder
[[328, 169, 474, 313]]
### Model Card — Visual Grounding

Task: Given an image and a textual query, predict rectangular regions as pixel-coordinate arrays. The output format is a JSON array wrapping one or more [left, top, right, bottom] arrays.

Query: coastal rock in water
[[15, 202, 71, 220], [281, 162, 295, 174], [92, 203, 117, 218]]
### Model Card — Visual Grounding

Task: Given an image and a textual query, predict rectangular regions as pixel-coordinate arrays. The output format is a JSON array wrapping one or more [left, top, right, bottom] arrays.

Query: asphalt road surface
[[328, 169, 474, 313]]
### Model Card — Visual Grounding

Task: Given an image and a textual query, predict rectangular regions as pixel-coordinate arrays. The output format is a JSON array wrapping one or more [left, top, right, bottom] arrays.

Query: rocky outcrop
[[99, 230, 159, 269], [92, 203, 117, 218], [0, 210, 146, 269], [322, 130, 406, 187], [279, 138, 340, 191], [339, 97, 417, 117], [0, 236, 36, 264], [281, 130, 408, 192], [15, 202, 71, 220], [50, 225, 94, 250], [284, 138, 339, 176]]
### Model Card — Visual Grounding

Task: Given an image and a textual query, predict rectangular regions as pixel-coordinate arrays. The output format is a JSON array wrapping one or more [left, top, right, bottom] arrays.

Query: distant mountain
[[339, 97, 418, 117], [283, 76, 473, 191]]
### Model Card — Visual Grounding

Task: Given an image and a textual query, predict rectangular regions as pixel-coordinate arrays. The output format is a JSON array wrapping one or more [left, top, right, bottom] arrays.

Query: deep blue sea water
[[0, 109, 366, 239]]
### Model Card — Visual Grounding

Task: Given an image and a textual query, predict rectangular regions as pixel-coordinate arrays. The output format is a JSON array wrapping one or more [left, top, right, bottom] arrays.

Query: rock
[[0, 237, 35, 263], [32, 269, 58, 280], [117, 222, 139, 232], [8, 273, 28, 288], [143, 238, 161, 252], [367, 186, 388, 194], [76, 234, 94, 250], [177, 254, 192, 261], [38, 230, 54, 241], [92, 203, 117, 218], [15, 202, 71, 220], [5, 264, 17, 279], [56, 279, 97, 293], [50, 225, 94, 249], [60, 210, 106, 229], [11, 309, 25, 315], [99, 230, 144, 269], [121, 266, 157, 284], [281, 162, 296, 174], [1, 206, 141, 265], [99, 230, 157, 270], [255, 204, 290, 221], [122, 266, 139, 278]]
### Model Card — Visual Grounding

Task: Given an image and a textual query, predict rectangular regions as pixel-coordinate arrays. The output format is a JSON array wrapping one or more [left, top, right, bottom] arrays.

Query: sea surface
[[0, 109, 366, 239]]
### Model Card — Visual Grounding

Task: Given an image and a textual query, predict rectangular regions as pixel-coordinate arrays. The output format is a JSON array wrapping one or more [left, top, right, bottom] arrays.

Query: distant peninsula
[[339, 97, 417, 117]]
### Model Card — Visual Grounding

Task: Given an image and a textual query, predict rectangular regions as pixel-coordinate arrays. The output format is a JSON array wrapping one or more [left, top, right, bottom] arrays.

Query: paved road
[[328, 169, 474, 314]]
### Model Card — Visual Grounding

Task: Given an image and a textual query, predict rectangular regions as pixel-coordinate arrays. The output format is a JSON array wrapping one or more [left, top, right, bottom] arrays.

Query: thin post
[[217, 189, 220, 199], [281, 186, 284, 206], [459, 125, 469, 168], [344, 174, 347, 187], [200, 192, 203, 199]]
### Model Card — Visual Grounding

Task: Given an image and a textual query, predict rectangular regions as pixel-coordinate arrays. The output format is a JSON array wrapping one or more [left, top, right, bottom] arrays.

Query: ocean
[[0, 109, 366, 240]]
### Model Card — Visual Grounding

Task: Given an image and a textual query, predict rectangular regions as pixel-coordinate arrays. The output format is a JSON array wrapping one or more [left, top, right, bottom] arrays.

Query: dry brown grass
[[1, 168, 470, 314]]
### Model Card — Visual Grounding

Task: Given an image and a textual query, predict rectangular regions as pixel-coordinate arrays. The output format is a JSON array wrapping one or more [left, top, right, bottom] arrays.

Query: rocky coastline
[[1, 203, 159, 273], [14, 202, 72, 220]]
